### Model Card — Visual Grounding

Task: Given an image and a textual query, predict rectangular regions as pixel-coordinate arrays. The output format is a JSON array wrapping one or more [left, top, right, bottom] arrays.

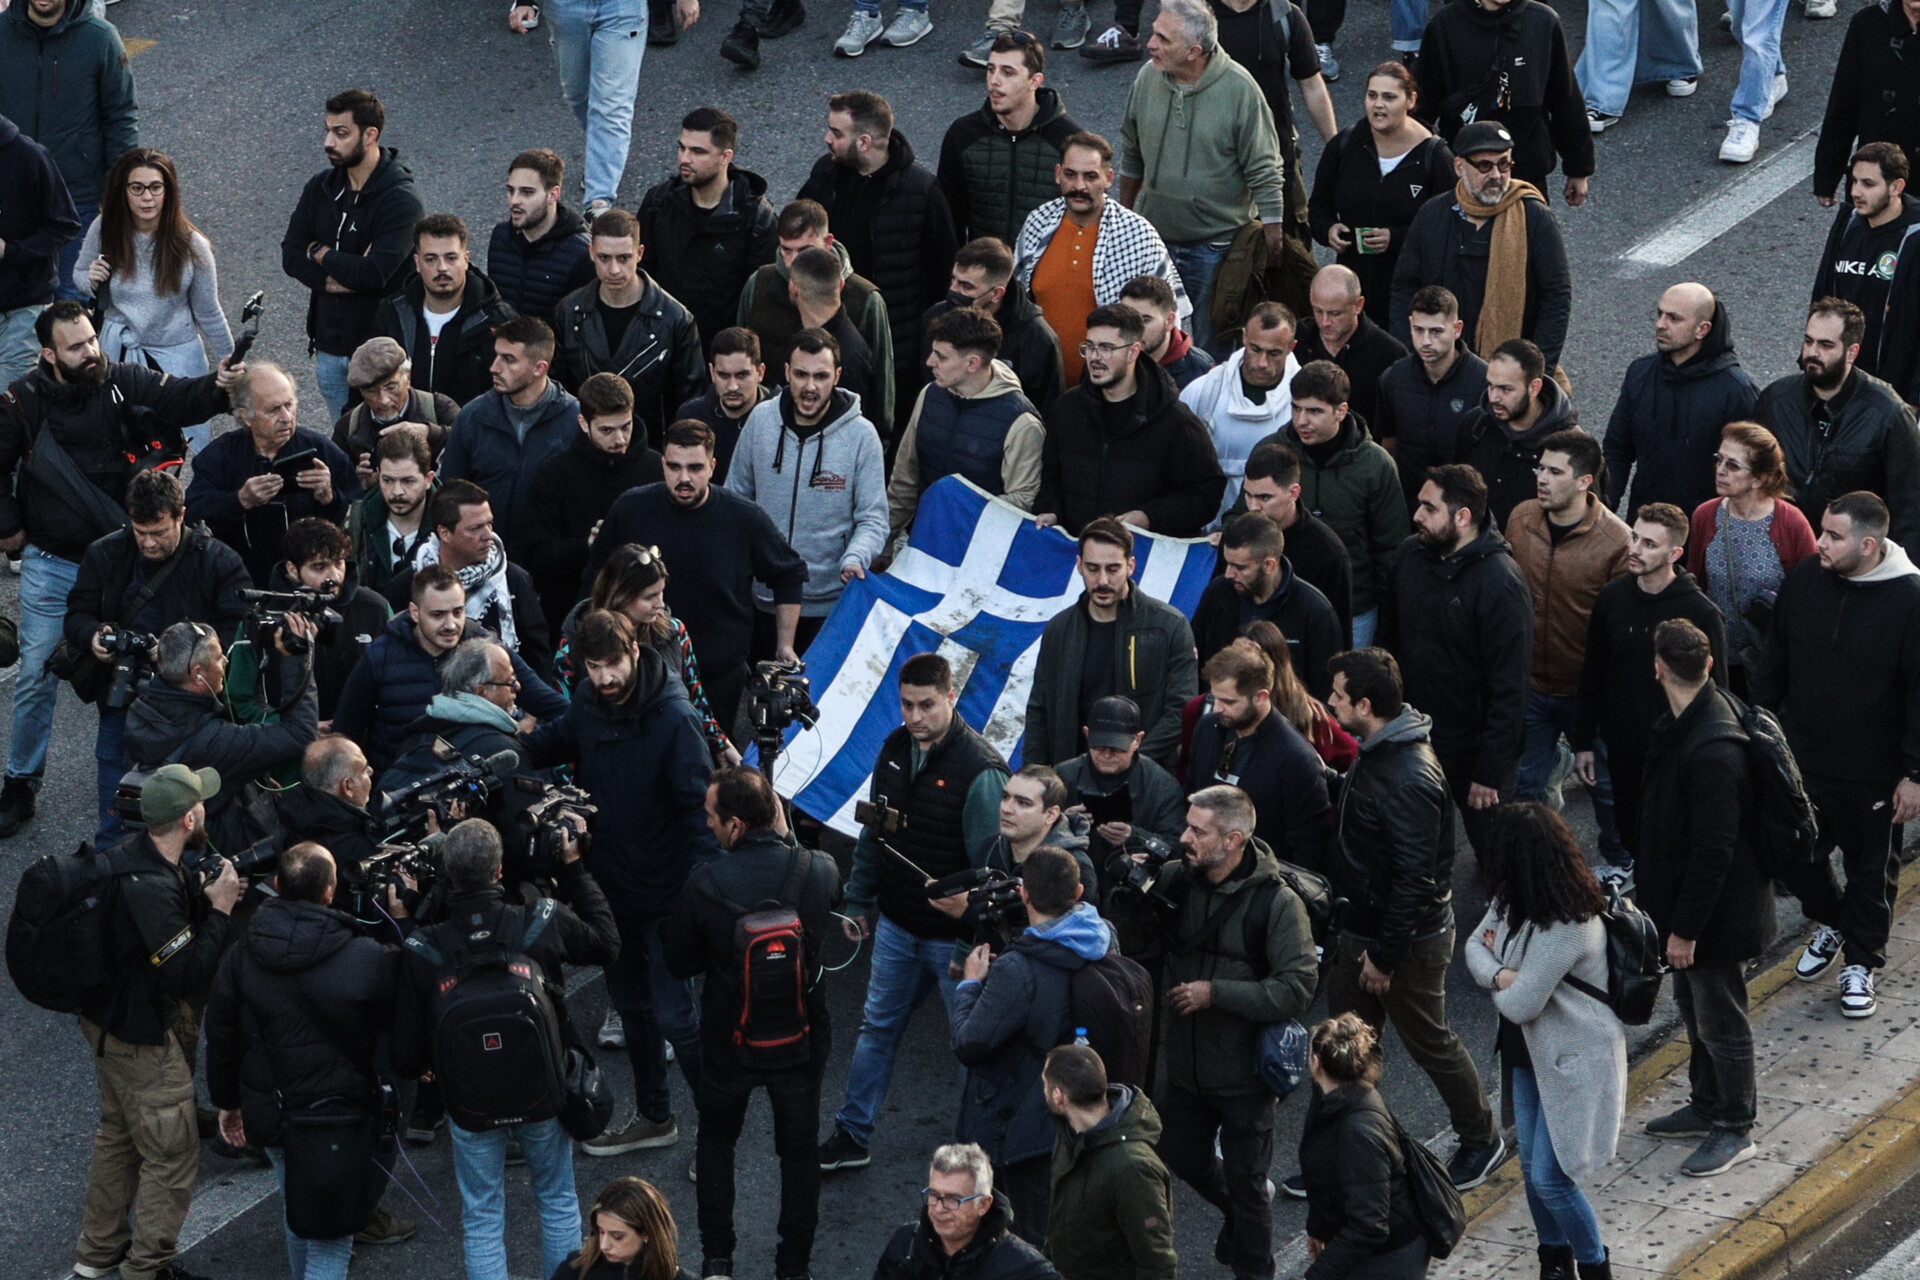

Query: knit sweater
[[72, 222, 234, 360], [1117, 50, 1288, 243]]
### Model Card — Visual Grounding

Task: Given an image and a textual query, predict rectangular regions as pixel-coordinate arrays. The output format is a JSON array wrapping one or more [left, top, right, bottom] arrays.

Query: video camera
[[746, 659, 817, 777], [380, 741, 516, 839], [99, 626, 158, 711], [1109, 830, 1182, 897], [925, 866, 1025, 951], [241, 587, 343, 657], [357, 839, 441, 917], [510, 783, 596, 883]]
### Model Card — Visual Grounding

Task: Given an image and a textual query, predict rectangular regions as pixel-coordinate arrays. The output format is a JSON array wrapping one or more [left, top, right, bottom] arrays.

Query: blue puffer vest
[[915, 383, 1036, 497]]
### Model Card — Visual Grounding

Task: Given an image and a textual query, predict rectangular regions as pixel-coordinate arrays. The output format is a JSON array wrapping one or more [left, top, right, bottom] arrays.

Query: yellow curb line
[[125, 37, 155, 56]]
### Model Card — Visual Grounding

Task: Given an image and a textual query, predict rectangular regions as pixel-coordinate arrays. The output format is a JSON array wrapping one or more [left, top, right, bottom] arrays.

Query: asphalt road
[[0, 0, 1860, 1276], [1784, 1165, 1920, 1280]]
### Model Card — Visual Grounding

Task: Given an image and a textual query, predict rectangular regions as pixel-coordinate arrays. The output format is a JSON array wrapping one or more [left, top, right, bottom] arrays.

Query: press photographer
[[257, 516, 391, 722], [204, 842, 419, 1271], [63, 469, 251, 843], [275, 737, 385, 908], [1052, 696, 1188, 895], [927, 766, 1098, 963]]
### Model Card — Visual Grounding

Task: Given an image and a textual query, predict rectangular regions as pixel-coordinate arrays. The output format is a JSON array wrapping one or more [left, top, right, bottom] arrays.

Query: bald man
[[1602, 282, 1758, 518], [1292, 264, 1407, 429]]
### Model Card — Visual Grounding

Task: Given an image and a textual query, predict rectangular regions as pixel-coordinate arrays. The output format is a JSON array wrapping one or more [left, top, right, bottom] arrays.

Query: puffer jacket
[[0, 114, 81, 311], [1024, 584, 1198, 769], [437, 379, 581, 553], [1298, 1083, 1426, 1280], [1456, 374, 1578, 530], [952, 904, 1116, 1165], [1603, 298, 1760, 517], [279, 148, 425, 357], [637, 165, 778, 358], [485, 204, 595, 321], [1046, 1086, 1176, 1280], [1754, 368, 1920, 547], [203, 897, 400, 1147], [937, 88, 1085, 247], [917, 279, 1065, 414], [1505, 493, 1630, 697], [368, 267, 517, 407], [1332, 708, 1455, 973], [874, 1198, 1059, 1280], [0, 0, 137, 204], [1267, 413, 1411, 615], [552, 273, 705, 440], [64, 521, 251, 653]]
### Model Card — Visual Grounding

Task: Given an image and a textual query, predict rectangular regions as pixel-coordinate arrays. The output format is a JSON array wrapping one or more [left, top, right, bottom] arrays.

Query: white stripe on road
[[1859, 1221, 1920, 1280], [1617, 127, 1818, 272]]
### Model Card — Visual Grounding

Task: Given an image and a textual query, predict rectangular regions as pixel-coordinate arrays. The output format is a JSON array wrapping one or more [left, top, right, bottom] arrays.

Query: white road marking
[[1858, 1220, 1920, 1280], [1273, 1123, 1460, 1276], [1617, 127, 1818, 272]]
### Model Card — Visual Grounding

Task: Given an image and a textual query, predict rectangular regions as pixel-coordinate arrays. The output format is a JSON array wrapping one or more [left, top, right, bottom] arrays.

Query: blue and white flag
[[767, 476, 1216, 835]]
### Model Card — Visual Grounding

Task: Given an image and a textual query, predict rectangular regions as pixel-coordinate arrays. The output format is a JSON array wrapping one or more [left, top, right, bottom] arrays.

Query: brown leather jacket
[[1506, 494, 1631, 697]]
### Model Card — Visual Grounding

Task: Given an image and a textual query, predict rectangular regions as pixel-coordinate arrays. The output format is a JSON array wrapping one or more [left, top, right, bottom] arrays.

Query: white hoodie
[[1180, 345, 1301, 524]]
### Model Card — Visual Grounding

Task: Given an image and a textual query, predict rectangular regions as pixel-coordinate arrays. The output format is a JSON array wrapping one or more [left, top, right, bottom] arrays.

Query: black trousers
[[1672, 962, 1756, 1134], [995, 1155, 1051, 1247], [1605, 739, 1647, 864], [696, 1063, 825, 1276], [1157, 1084, 1276, 1280], [1783, 777, 1901, 970], [1436, 748, 1504, 857]]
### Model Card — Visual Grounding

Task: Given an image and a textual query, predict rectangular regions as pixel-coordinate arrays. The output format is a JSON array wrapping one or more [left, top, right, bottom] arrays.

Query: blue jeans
[[449, 1117, 581, 1280], [834, 915, 961, 1146], [1167, 239, 1233, 359], [854, 0, 927, 13], [1350, 607, 1378, 650], [7, 546, 81, 783], [1726, 0, 1787, 124], [1511, 1066, 1606, 1266], [549, 0, 648, 207], [55, 202, 99, 303], [604, 913, 702, 1123], [1390, 0, 1429, 50], [264, 1147, 354, 1280], [315, 352, 353, 421], [1576, 0, 1701, 116], [96, 708, 129, 846], [0, 304, 47, 387], [1517, 691, 1624, 863]]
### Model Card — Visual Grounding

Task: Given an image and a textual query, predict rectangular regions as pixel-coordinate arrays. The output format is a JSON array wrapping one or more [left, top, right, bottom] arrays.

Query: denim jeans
[[1156, 1084, 1277, 1280], [96, 708, 130, 847], [1167, 239, 1233, 358], [1390, 0, 1429, 50], [834, 915, 961, 1146], [7, 546, 81, 784], [605, 913, 702, 1123], [56, 203, 99, 303], [315, 353, 353, 422], [1517, 691, 1624, 862], [0, 304, 46, 387], [1726, 0, 1788, 124], [1350, 607, 1378, 650], [263, 1147, 354, 1280], [448, 1117, 581, 1280], [548, 0, 648, 207], [1672, 962, 1756, 1134], [1510, 1066, 1606, 1265], [1575, 0, 1701, 116], [697, 1065, 824, 1275]]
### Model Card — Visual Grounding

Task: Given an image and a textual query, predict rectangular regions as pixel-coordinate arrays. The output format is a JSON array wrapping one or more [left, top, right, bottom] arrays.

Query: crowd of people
[[3, 1, 1920, 1280]]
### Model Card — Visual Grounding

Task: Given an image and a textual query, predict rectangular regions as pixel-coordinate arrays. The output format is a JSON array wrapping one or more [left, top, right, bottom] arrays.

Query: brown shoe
[[354, 1207, 418, 1246]]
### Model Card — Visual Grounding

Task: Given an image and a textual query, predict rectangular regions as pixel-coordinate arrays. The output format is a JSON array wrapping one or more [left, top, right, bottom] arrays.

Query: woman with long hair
[[553, 1176, 693, 1280], [1685, 422, 1817, 695], [1297, 1013, 1432, 1278], [73, 148, 233, 452], [1466, 804, 1625, 1280]]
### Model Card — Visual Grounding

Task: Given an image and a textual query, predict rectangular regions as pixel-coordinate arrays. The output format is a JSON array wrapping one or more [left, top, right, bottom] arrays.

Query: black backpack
[[1564, 883, 1666, 1026], [697, 851, 816, 1071], [405, 900, 569, 1130], [1724, 693, 1821, 879], [1064, 952, 1155, 1087], [1390, 1111, 1468, 1259], [6, 840, 134, 1013]]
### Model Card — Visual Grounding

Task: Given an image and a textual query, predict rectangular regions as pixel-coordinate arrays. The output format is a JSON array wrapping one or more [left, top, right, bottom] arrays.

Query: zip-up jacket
[[1389, 191, 1573, 370], [280, 148, 425, 357], [484, 204, 595, 322], [1190, 560, 1343, 698], [1573, 568, 1726, 755], [184, 426, 357, 588], [64, 521, 251, 655], [521, 429, 664, 629], [0, 0, 137, 205], [1505, 493, 1630, 696], [1308, 126, 1455, 322], [552, 273, 704, 440], [344, 478, 441, 597], [1293, 313, 1409, 428], [1333, 708, 1455, 973], [1455, 373, 1577, 529], [917, 277, 1065, 414], [1046, 1086, 1176, 1280], [1373, 346, 1487, 510], [1813, 0, 1920, 199], [1187, 706, 1334, 866], [938, 87, 1086, 247], [1267, 413, 1410, 615], [437, 379, 581, 554], [1025, 584, 1199, 769], [82, 832, 229, 1046], [0, 113, 81, 311], [637, 166, 778, 359], [1754, 368, 1920, 545], [368, 267, 517, 407]]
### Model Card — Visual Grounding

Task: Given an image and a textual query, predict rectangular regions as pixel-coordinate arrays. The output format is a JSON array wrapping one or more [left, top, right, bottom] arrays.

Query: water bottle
[[1073, 1026, 1090, 1048]]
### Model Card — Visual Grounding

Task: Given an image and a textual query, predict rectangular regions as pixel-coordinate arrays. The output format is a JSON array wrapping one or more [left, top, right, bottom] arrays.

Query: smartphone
[[271, 448, 321, 481]]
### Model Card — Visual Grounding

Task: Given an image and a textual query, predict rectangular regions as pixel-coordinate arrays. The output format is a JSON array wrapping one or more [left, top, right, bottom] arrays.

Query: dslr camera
[[242, 586, 343, 657], [99, 626, 159, 711], [180, 837, 280, 885], [1109, 830, 1182, 897]]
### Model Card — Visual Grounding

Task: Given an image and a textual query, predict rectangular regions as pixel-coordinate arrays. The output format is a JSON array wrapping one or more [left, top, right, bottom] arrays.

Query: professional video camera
[[357, 839, 441, 918], [100, 626, 159, 711], [380, 740, 516, 839], [510, 783, 597, 882], [925, 866, 1025, 951], [745, 658, 817, 777], [1109, 830, 1182, 897], [241, 587, 343, 657]]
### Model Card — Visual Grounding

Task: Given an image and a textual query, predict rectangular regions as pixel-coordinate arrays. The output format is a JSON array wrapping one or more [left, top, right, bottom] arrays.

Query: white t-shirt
[[422, 307, 458, 343]]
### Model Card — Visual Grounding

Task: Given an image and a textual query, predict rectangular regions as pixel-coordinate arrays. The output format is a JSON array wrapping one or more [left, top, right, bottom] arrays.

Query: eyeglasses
[[1712, 454, 1750, 473], [477, 677, 522, 691], [126, 181, 167, 197], [1464, 155, 1514, 174], [922, 1188, 986, 1212], [1077, 340, 1139, 359]]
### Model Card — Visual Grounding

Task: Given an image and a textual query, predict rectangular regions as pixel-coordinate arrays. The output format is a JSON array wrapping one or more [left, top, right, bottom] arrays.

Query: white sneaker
[[834, 8, 884, 54], [1804, 0, 1836, 16], [1762, 71, 1788, 119], [597, 1008, 626, 1048], [1666, 76, 1698, 97], [1719, 118, 1760, 163], [1839, 964, 1876, 1018], [880, 6, 932, 44], [1797, 924, 1843, 980], [1588, 108, 1622, 133]]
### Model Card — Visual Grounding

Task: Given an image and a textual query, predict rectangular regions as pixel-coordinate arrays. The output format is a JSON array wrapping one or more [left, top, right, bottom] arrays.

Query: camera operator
[[523, 609, 716, 1155], [65, 469, 252, 845], [204, 842, 419, 1276], [259, 517, 391, 724], [70, 764, 242, 1280], [381, 638, 541, 830], [334, 563, 566, 774], [950, 847, 1116, 1247], [276, 737, 385, 907], [662, 767, 843, 1280], [0, 300, 245, 841], [125, 618, 320, 855], [1110, 785, 1317, 1280], [821, 652, 1010, 1174], [1052, 697, 1187, 900], [392, 818, 619, 1280]]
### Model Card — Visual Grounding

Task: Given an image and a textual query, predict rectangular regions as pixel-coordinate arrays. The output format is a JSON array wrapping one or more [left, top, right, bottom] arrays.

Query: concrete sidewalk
[[1432, 865, 1920, 1280]]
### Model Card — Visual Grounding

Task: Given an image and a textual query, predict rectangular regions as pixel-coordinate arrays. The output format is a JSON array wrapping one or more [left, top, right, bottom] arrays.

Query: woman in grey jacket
[[1466, 804, 1625, 1280]]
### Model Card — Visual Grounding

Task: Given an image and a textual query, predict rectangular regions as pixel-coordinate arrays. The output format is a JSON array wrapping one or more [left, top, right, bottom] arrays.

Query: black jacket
[[552, 274, 705, 443], [798, 131, 961, 389], [330, 390, 459, 476], [280, 148, 426, 357], [204, 897, 400, 1146], [273, 783, 384, 885], [83, 832, 231, 1046], [1025, 585, 1199, 768], [1814, 0, 1920, 199], [1292, 314, 1410, 428], [1455, 374, 1578, 530], [1753, 369, 1920, 546], [1753, 551, 1920, 787], [638, 166, 778, 359], [486, 205, 595, 323], [0, 113, 80, 312], [1035, 359, 1227, 537], [1414, 0, 1594, 189], [1638, 685, 1775, 964], [0, 360, 230, 560], [873, 1199, 1059, 1280], [184, 426, 359, 588], [1374, 346, 1487, 510], [672, 384, 770, 484], [1572, 569, 1727, 756], [1053, 752, 1189, 885], [1331, 708, 1454, 972], [1274, 508, 1355, 641], [1812, 194, 1920, 403], [64, 521, 252, 653], [1191, 562, 1343, 698], [520, 429, 665, 631], [937, 88, 1084, 248], [918, 278, 1066, 414], [369, 267, 517, 407], [1388, 191, 1573, 371], [662, 829, 842, 1076], [263, 561, 390, 721], [378, 556, 555, 683], [1603, 300, 1759, 517], [1187, 707, 1334, 868], [1308, 127, 1455, 323], [1299, 1083, 1426, 1280], [1378, 525, 1533, 787]]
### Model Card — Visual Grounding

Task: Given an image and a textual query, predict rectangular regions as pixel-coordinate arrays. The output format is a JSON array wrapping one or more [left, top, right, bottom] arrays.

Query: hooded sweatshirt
[[889, 360, 1045, 536], [1116, 49, 1288, 243], [726, 387, 889, 615], [1813, 192, 1920, 402], [0, 114, 80, 311], [279, 147, 426, 357], [1457, 374, 1578, 529], [0, 0, 137, 205], [1047, 1085, 1176, 1280], [1181, 345, 1302, 523]]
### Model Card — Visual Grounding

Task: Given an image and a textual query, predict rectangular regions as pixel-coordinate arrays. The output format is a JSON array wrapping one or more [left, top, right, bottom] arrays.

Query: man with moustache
[[1755, 298, 1920, 545], [1811, 144, 1920, 404], [674, 326, 773, 482], [1456, 338, 1577, 530], [1374, 286, 1488, 510], [369, 214, 515, 408], [486, 148, 595, 322], [332, 338, 459, 491]]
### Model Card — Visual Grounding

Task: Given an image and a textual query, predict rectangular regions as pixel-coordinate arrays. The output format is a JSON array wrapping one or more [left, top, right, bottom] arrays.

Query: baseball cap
[[1086, 696, 1144, 750], [347, 336, 409, 389], [1453, 121, 1516, 157], [141, 763, 221, 828]]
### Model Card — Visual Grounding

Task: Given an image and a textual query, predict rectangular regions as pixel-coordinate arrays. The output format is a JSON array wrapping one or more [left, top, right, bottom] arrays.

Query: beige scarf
[[1455, 177, 1546, 358]]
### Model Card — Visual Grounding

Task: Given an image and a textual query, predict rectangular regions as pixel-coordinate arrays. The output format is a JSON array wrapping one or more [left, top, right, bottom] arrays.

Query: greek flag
[[767, 476, 1216, 835]]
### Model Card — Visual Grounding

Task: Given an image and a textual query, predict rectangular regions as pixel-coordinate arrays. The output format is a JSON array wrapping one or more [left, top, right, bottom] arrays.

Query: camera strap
[[117, 547, 186, 632]]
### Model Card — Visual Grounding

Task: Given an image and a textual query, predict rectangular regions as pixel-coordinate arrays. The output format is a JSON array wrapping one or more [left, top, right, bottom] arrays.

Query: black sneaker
[[1446, 1135, 1506, 1190], [702, 1258, 733, 1280], [1644, 1103, 1712, 1138], [1681, 1128, 1758, 1177], [0, 776, 34, 838], [650, 0, 679, 43], [1214, 1223, 1231, 1266], [1278, 1172, 1308, 1199], [756, 0, 806, 36], [817, 1125, 870, 1171], [152, 1265, 214, 1280], [721, 21, 761, 66]]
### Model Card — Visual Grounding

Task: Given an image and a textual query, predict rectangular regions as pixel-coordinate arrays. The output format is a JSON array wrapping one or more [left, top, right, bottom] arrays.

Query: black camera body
[[100, 626, 158, 711], [379, 741, 514, 839], [180, 836, 279, 885], [242, 587, 343, 657], [357, 840, 440, 919], [925, 866, 1024, 950], [512, 783, 596, 882], [1111, 830, 1181, 897], [746, 659, 818, 772]]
